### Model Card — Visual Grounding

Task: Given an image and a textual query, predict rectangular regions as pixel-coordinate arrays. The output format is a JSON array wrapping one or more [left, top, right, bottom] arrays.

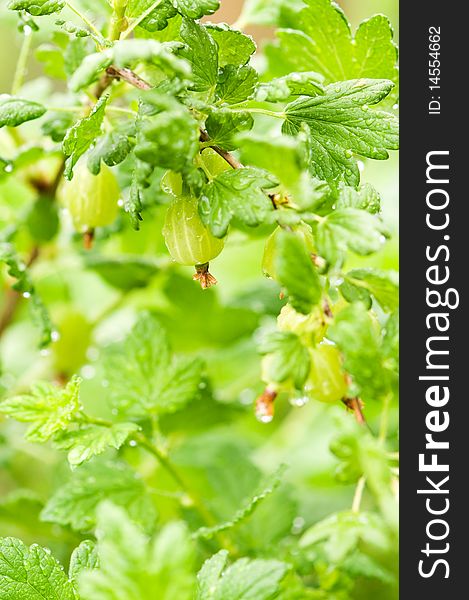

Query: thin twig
[[121, 0, 163, 39], [352, 476, 366, 513], [199, 130, 244, 169], [64, 1, 102, 38], [11, 31, 33, 95], [106, 66, 152, 90]]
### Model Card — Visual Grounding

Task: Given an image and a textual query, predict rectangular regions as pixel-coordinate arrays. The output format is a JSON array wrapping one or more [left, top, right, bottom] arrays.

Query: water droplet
[[22, 291, 31, 299], [379, 234, 387, 243], [111, 408, 119, 415], [51, 330, 60, 342], [257, 413, 274, 423], [117, 198, 124, 207], [23, 25, 33, 36], [87, 347, 99, 361], [40, 348, 50, 356], [198, 381, 207, 390], [291, 516, 305, 534], [4, 163, 13, 173], [357, 160, 365, 172], [344, 149, 353, 158], [361, 104, 369, 111], [81, 365, 96, 379], [239, 388, 255, 405], [290, 394, 309, 407], [393, 103, 399, 111], [129, 440, 138, 447]]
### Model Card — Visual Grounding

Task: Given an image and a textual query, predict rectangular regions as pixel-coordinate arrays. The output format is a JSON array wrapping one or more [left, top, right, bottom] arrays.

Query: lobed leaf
[[283, 79, 399, 186], [63, 95, 108, 180], [199, 168, 277, 238], [0, 376, 81, 443], [0, 537, 75, 600], [204, 24, 256, 67], [41, 460, 156, 532], [102, 313, 203, 417]]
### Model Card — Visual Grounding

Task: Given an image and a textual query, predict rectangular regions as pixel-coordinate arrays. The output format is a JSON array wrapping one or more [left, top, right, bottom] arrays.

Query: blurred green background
[[0, 1, 398, 598]]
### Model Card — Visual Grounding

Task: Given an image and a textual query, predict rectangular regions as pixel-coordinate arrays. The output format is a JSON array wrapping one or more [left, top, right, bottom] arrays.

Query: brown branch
[[106, 66, 152, 91], [343, 397, 367, 426], [199, 130, 244, 170]]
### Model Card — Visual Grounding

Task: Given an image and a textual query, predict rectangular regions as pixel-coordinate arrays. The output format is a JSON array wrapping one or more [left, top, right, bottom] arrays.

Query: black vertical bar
[[400, 1, 466, 596]]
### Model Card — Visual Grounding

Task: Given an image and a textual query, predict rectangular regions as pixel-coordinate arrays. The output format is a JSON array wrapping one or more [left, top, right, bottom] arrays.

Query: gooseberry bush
[[0, 0, 399, 598]]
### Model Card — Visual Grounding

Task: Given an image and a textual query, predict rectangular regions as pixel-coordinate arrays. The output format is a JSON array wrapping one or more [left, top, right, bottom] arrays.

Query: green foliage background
[[0, 1, 399, 598]]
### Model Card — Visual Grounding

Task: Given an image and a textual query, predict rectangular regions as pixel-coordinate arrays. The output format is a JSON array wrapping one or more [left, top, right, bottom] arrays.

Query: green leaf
[[180, 19, 218, 92], [328, 303, 392, 399], [194, 465, 287, 541], [172, 432, 261, 519], [84, 255, 159, 289], [237, 133, 329, 210], [329, 425, 398, 529], [0, 242, 53, 347], [69, 52, 113, 92], [0, 537, 76, 600], [276, 0, 398, 92], [336, 182, 381, 214], [199, 168, 277, 238], [42, 111, 75, 142], [135, 96, 199, 171], [275, 231, 322, 313], [342, 550, 394, 585], [0, 96, 46, 128], [63, 95, 108, 180], [8, 0, 64, 16], [87, 131, 133, 175], [126, 0, 177, 32], [215, 65, 258, 105], [173, 0, 219, 19], [102, 312, 203, 417], [205, 109, 253, 151], [256, 72, 324, 103], [196, 552, 288, 600], [259, 330, 310, 388], [41, 460, 156, 532], [0, 376, 81, 443], [64, 37, 94, 78], [196, 551, 228, 600], [283, 79, 399, 186], [35, 43, 66, 79], [112, 39, 190, 77], [341, 269, 399, 313], [124, 158, 150, 229], [69, 541, 98, 580], [238, 0, 304, 26], [79, 503, 195, 600], [315, 208, 388, 267], [23, 191, 59, 243], [204, 24, 256, 67], [300, 509, 390, 563], [53, 422, 140, 467]]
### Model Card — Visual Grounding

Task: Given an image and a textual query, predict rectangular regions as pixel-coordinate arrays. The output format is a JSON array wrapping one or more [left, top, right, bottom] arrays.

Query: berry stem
[[193, 263, 217, 289]]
